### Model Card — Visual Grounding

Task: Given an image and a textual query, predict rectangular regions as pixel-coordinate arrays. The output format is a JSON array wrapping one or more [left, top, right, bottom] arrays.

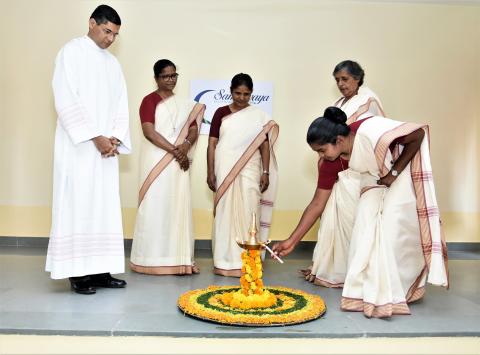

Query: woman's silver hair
[[333, 60, 364, 86]]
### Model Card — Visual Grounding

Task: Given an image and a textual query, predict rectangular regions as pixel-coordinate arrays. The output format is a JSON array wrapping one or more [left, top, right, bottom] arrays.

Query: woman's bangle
[[184, 139, 192, 146], [263, 170, 269, 175]]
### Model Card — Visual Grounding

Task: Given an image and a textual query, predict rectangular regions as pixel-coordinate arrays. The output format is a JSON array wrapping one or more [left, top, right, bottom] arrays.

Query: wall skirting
[[1, 236, 479, 253]]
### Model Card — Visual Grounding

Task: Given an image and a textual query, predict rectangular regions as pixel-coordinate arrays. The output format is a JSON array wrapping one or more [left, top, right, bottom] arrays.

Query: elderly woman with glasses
[[130, 59, 205, 275]]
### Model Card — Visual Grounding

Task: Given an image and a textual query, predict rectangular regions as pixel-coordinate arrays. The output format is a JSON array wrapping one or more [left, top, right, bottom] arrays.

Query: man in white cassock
[[46, 5, 131, 294]]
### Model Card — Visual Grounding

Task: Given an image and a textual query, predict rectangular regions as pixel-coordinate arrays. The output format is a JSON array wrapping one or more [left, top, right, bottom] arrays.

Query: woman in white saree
[[130, 59, 205, 275], [207, 73, 279, 277], [273, 61, 385, 287], [303, 107, 448, 317]]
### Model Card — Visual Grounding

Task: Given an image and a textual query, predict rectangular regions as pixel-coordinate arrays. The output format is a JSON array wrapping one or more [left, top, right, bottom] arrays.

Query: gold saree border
[[373, 122, 423, 177], [346, 98, 385, 124], [213, 267, 242, 277], [213, 120, 279, 215], [373, 122, 449, 288], [137, 103, 205, 206], [341, 296, 412, 318], [341, 285, 426, 318], [130, 262, 199, 275], [310, 276, 344, 288]]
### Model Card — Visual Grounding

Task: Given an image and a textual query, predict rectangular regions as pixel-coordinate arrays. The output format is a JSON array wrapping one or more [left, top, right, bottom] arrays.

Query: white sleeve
[[111, 67, 131, 154], [52, 45, 99, 145]]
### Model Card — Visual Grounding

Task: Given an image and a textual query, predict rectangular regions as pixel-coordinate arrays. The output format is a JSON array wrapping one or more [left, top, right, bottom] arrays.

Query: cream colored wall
[[0, 0, 479, 242]]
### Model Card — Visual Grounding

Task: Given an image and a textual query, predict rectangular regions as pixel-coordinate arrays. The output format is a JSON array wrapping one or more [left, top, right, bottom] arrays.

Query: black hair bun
[[323, 106, 347, 124]]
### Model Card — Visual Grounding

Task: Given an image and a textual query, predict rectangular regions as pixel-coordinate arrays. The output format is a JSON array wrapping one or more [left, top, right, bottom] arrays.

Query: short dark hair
[[333, 60, 365, 87], [153, 59, 176, 78], [230, 73, 253, 91], [90, 5, 121, 26], [307, 107, 350, 146]]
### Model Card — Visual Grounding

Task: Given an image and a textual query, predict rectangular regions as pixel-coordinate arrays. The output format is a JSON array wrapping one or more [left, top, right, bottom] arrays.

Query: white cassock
[[46, 36, 131, 280]]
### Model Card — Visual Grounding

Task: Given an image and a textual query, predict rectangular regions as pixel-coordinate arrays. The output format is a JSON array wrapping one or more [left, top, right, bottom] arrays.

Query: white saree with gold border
[[307, 87, 385, 287], [212, 106, 279, 277], [339, 116, 448, 317], [130, 96, 205, 275], [335, 86, 385, 124]]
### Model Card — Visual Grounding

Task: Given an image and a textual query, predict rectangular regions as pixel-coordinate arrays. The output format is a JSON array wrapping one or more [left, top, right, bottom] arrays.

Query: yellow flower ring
[[178, 285, 326, 326]]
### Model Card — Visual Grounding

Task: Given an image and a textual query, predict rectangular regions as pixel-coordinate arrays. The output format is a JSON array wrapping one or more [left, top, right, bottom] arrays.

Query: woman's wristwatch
[[263, 170, 270, 175], [391, 169, 399, 177]]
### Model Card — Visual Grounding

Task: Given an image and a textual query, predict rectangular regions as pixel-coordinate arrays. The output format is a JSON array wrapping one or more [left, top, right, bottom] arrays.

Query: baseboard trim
[[1, 236, 479, 252]]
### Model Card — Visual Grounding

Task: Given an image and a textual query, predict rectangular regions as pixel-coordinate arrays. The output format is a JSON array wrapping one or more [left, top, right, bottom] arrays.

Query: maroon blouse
[[139, 91, 197, 128], [209, 105, 232, 138], [317, 118, 369, 190]]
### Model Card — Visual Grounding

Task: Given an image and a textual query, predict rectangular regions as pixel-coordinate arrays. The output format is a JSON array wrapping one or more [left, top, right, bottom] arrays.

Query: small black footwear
[[90, 273, 127, 288], [69, 276, 96, 295]]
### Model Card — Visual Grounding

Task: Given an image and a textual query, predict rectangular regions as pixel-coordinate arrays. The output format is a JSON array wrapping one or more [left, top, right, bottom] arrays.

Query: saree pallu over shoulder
[[212, 106, 279, 274], [317, 87, 384, 184], [213, 107, 279, 240], [338, 116, 448, 318], [370, 118, 448, 287], [130, 99, 205, 276], [214, 117, 279, 208], [334, 86, 385, 124], [138, 101, 205, 206]]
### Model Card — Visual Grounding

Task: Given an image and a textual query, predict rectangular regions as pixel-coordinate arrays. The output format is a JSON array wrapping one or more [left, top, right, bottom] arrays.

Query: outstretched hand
[[271, 238, 296, 258]]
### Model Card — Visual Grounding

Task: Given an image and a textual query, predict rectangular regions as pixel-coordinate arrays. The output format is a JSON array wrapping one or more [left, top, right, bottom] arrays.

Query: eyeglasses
[[159, 73, 179, 81], [102, 28, 119, 38]]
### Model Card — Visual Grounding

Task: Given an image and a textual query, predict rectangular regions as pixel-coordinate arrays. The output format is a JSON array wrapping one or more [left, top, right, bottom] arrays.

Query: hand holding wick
[[261, 240, 284, 264]]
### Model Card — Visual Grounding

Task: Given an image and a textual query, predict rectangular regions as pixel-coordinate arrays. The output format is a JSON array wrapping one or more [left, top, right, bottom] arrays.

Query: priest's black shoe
[[69, 276, 96, 295], [90, 273, 127, 288]]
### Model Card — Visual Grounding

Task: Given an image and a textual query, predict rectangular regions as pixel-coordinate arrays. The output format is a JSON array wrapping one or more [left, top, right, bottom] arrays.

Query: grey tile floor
[[0, 246, 479, 338]]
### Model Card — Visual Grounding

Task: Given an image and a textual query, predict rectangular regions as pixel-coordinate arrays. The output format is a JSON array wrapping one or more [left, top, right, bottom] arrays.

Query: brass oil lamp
[[236, 212, 262, 250], [236, 212, 283, 263]]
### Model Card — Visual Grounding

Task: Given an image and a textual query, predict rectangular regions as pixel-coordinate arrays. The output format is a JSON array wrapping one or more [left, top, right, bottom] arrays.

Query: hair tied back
[[323, 106, 347, 124]]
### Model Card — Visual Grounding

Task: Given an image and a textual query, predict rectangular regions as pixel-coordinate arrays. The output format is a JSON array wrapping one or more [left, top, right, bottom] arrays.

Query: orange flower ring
[[177, 285, 326, 326]]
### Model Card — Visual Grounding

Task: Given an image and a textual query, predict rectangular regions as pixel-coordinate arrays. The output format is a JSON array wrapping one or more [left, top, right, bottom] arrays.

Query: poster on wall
[[190, 79, 273, 135]]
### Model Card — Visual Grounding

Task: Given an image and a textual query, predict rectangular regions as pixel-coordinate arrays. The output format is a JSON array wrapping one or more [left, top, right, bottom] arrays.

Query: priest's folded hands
[[108, 137, 121, 156], [92, 135, 120, 158]]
